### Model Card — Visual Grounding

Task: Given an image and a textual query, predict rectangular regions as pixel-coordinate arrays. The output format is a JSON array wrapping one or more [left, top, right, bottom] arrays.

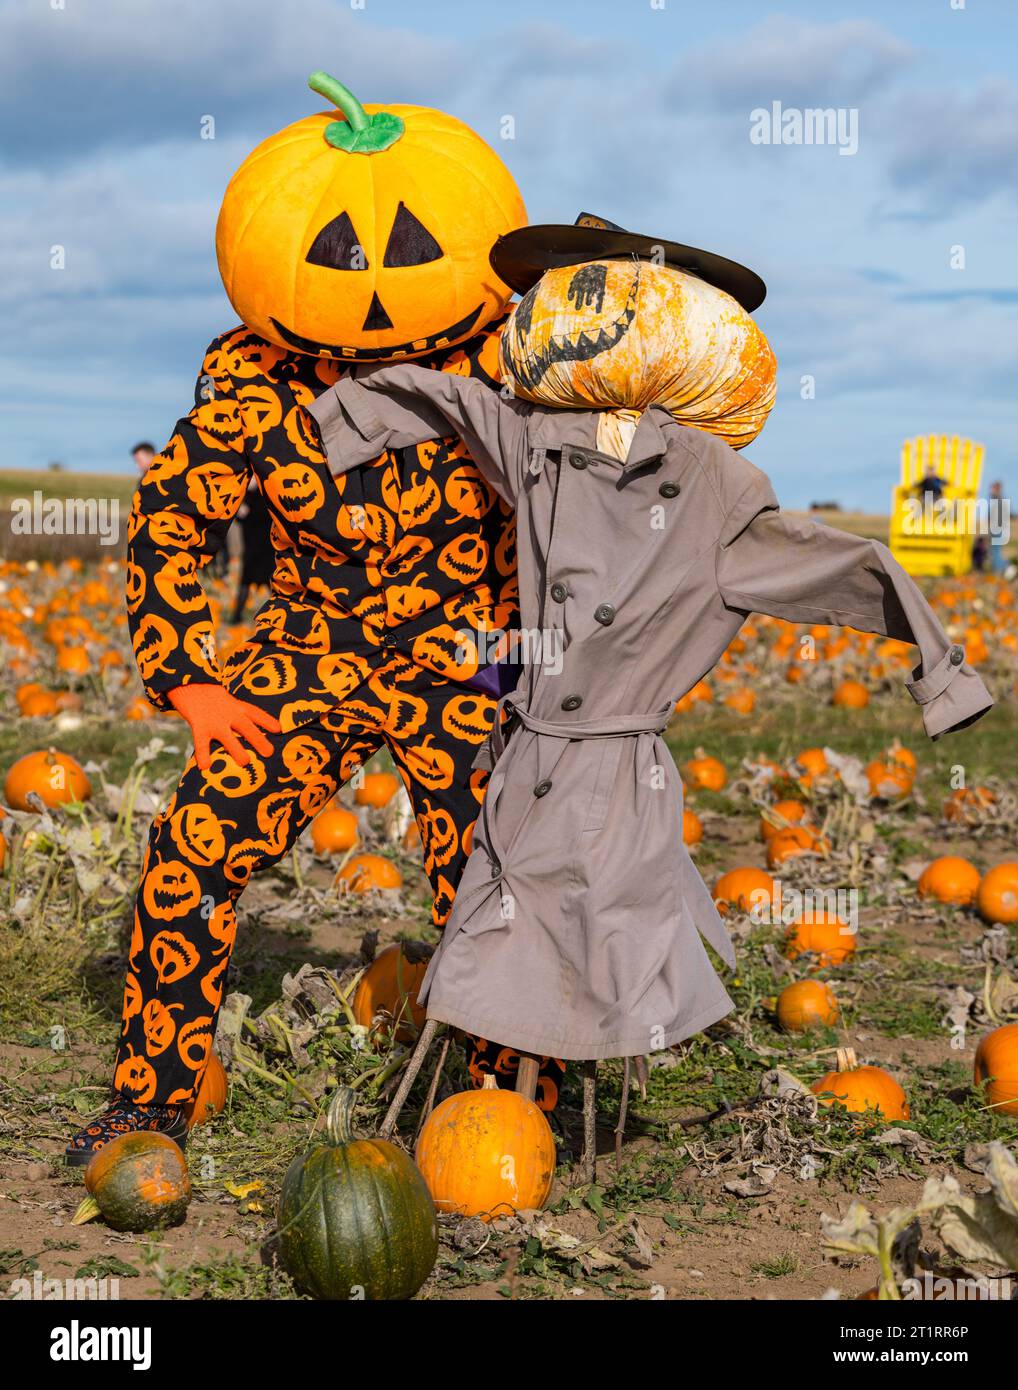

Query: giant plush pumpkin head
[[216, 72, 526, 361], [500, 259, 776, 454]]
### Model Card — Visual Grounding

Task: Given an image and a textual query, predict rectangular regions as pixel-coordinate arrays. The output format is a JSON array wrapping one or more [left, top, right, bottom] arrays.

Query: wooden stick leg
[[515, 1053, 541, 1101], [615, 1056, 631, 1170], [633, 1054, 648, 1100], [581, 1060, 597, 1184], [379, 1017, 439, 1139], [414, 1035, 451, 1142]]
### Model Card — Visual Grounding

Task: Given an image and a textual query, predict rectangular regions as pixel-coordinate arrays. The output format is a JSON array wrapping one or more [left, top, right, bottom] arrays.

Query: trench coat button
[[533, 779, 553, 797], [594, 603, 616, 626], [569, 451, 588, 470], [561, 694, 583, 711], [550, 581, 568, 603], [490, 861, 502, 879], [658, 481, 680, 498], [949, 645, 965, 666]]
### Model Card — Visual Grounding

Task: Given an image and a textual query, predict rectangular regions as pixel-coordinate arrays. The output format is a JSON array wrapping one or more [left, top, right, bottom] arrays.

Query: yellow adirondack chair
[[889, 434, 984, 577]]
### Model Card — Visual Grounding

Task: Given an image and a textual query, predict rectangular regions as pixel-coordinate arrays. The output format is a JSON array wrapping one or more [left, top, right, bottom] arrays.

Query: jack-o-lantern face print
[[150, 930, 201, 985], [148, 511, 204, 549], [281, 733, 330, 781], [445, 465, 494, 521], [124, 562, 146, 614], [178, 1016, 215, 1071], [418, 798, 458, 875], [398, 472, 441, 529], [143, 860, 203, 920], [442, 694, 494, 744], [263, 462, 326, 523], [154, 553, 206, 613], [192, 401, 244, 454], [114, 1047, 157, 1103], [236, 383, 283, 450], [215, 73, 525, 360], [202, 750, 267, 799], [240, 653, 297, 698], [122, 971, 143, 1029], [187, 460, 248, 519], [437, 533, 488, 584], [401, 734, 455, 791], [142, 999, 182, 1056], [412, 625, 478, 681], [133, 613, 178, 682], [169, 804, 230, 867]]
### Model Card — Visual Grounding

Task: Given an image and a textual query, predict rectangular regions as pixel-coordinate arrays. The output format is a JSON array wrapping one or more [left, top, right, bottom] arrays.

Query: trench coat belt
[[473, 693, 674, 772]]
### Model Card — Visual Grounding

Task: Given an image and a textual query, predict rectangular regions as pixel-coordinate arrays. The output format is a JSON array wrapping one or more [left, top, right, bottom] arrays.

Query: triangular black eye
[[383, 202, 443, 267], [306, 211, 367, 270]]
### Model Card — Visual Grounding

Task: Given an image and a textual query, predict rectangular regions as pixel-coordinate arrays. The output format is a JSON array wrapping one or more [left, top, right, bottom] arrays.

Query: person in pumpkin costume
[[308, 213, 993, 1066], [66, 75, 570, 1164]]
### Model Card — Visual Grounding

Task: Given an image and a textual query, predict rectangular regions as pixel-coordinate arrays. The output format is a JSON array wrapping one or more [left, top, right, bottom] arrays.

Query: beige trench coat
[[310, 368, 993, 1060]]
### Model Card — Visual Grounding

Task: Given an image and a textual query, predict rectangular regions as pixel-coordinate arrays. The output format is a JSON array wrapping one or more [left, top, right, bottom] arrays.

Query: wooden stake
[[515, 1053, 540, 1101], [379, 1017, 439, 1139], [582, 1060, 597, 1183]]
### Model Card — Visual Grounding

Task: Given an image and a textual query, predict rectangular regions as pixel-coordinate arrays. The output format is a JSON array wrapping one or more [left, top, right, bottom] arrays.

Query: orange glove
[[167, 683, 281, 771]]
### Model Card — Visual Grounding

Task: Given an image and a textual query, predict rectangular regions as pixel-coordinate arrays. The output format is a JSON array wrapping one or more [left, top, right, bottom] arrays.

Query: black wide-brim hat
[[491, 212, 766, 313]]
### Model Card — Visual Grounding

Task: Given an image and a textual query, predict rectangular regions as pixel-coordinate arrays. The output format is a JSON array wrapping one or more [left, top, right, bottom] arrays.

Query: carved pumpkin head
[[441, 693, 493, 744], [169, 804, 231, 868], [215, 72, 525, 360], [501, 260, 776, 453]]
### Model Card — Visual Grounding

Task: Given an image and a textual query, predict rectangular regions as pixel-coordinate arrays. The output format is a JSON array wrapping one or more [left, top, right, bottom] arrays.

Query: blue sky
[[1, 0, 1015, 508]]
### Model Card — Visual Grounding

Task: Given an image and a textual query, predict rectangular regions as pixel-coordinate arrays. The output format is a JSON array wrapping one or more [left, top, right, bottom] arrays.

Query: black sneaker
[[65, 1098, 188, 1167]]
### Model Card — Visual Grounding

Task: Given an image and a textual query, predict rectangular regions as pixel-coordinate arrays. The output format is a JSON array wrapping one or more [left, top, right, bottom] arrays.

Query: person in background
[[230, 478, 274, 623], [988, 480, 1008, 575], [131, 441, 155, 475], [916, 462, 944, 505]]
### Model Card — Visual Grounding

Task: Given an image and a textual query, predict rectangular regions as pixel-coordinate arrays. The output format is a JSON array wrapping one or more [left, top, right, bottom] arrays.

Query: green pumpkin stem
[[72, 1195, 101, 1226], [307, 71, 405, 155], [325, 1086, 357, 1146]]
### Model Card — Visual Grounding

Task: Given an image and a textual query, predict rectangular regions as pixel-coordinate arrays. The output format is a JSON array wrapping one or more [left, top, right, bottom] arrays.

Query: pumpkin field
[[2, 545, 1018, 1302]]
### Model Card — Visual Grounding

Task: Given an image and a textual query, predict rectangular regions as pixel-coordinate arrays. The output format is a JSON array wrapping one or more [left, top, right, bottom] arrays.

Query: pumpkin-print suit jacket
[[310, 365, 994, 1061], [125, 321, 515, 711]]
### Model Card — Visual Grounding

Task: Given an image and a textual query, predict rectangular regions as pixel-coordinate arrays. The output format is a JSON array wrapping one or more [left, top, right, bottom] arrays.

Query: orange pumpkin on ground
[[4, 748, 92, 810], [682, 808, 703, 846], [713, 866, 775, 917], [184, 1052, 229, 1129], [723, 688, 755, 715], [336, 852, 403, 892], [19, 689, 61, 717], [811, 1047, 909, 1123], [917, 856, 981, 907], [794, 748, 829, 783], [832, 680, 869, 709], [760, 799, 810, 841], [973, 1024, 1018, 1116], [352, 942, 431, 1040], [976, 863, 1018, 925], [75, 1132, 191, 1233], [776, 980, 839, 1032], [865, 759, 913, 801], [942, 786, 995, 823], [784, 911, 856, 967], [415, 1075, 555, 1220], [354, 771, 401, 808], [683, 755, 727, 792], [311, 803, 360, 854], [766, 824, 829, 869]]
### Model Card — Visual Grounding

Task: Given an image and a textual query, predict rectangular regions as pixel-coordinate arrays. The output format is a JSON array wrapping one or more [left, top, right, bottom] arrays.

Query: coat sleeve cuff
[[906, 644, 993, 740], [308, 378, 393, 466]]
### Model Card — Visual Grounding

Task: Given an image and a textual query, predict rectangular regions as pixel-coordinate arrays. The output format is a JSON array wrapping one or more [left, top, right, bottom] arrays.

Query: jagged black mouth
[[269, 304, 484, 360], [509, 264, 640, 391]]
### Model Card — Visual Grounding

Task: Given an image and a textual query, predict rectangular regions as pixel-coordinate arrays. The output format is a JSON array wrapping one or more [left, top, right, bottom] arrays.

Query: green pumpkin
[[277, 1087, 438, 1300]]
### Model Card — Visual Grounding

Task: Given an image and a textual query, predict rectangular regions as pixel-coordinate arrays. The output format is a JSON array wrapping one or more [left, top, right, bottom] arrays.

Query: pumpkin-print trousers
[[115, 645, 565, 1110]]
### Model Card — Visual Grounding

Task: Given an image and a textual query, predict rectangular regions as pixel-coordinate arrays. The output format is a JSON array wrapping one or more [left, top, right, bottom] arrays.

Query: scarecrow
[[66, 74, 573, 1163], [308, 213, 994, 1065]]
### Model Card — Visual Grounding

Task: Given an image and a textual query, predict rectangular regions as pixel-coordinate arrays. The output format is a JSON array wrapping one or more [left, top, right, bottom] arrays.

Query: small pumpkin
[[311, 803, 360, 854], [865, 758, 914, 801], [74, 1132, 191, 1233], [683, 754, 727, 792], [336, 852, 403, 892], [942, 786, 995, 823], [811, 1047, 909, 1123], [976, 862, 1018, 925], [354, 771, 401, 808], [776, 979, 839, 1033], [4, 748, 91, 810], [712, 866, 775, 918], [917, 855, 981, 907], [784, 910, 856, 967], [184, 1052, 229, 1129], [759, 799, 810, 842], [793, 747, 829, 786], [277, 1087, 438, 1300], [766, 824, 829, 869], [831, 679, 869, 709], [682, 808, 703, 846], [352, 942, 431, 1040], [416, 1074, 556, 1221], [973, 1023, 1018, 1116]]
